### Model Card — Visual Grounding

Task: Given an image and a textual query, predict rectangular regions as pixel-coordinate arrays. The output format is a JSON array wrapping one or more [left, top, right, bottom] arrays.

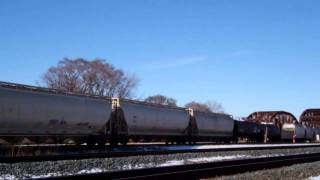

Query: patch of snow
[[188, 155, 250, 163], [27, 169, 104, 179], [122, 163, 154, 170], [191, 143, 318, 150], [30, 172, 66, 179], [158, 160, 184, 167], [77, 168, 104, 174], [0, 175, 16, 180], [310, 176, 320, 180]]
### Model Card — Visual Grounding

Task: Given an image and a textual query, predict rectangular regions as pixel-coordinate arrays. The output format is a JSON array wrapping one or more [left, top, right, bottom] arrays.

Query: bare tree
[[185, 101, 211, 113], [42, 58, 138, 98], [144, 94, 177, 107], [205, 100, 224, 113], [185, 100, 224, 113]]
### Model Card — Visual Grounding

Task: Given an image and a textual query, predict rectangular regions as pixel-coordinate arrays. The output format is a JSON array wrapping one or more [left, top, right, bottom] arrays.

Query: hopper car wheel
[[120, 137, 128, 146], [87, 141, 95, 147], [110, 140, 118, 146], [0, 138, 9, 145], [86, 136, 96, 147], [97, 138, 106, 147], [109, 136, 119, 146]]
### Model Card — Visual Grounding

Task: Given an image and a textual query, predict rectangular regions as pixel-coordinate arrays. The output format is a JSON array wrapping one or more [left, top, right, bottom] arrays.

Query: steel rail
[[38, 152, 320, 180], [2, 144, 320, 163]]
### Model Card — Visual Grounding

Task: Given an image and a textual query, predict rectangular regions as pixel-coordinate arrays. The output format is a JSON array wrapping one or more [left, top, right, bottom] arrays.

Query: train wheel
[[44, 138, 55, 144], [97, 138, 106, 147], [63, 138, 76, 145], [109, 136, 118, 146], [86, 136, 96, 147], [109, 140, 118, 146], [0, 138, 8, 145], [87, 141, 95, 147], [20, 138, 34, 145], [120, 137, 128, 146]]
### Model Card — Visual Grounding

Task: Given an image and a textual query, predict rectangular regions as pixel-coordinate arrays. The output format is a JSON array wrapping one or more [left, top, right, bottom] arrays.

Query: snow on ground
[[187, 155, 250, 163], [28, 173, 66, 179], [76, 168, 105, 174], [121, 162, 154, 170], [310, 176, 320, 180], [158, 160, 185, 167], [0, 175, 16, 180], [119, 154, 253, 169], [193, 143, 320, 150], [157, 154, 254, 167], [0, 169, 107, 179], [112, 155, 255, 169]]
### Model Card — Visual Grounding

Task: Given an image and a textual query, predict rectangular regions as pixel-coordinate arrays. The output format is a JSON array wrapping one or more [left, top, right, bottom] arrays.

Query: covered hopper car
[[0, 81, 319, 146], [0, 81, 235, 145]]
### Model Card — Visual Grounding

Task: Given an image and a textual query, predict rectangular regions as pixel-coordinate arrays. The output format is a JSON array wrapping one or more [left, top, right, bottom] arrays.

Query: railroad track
[[2, 143, 320, 163], [39, 152, 320, 180]]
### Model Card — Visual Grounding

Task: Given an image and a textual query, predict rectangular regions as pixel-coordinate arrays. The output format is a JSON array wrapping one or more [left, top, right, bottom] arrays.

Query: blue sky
[[0, 0, 320, 118]]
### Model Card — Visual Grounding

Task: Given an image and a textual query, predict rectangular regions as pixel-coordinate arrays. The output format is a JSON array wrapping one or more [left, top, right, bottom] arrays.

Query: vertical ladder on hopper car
[[108, 98, 119, 146], [108, 98, 129, 146]]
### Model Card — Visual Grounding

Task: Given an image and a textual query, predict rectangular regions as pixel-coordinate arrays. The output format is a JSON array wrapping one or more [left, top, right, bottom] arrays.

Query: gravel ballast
[[2, 146, 320, 179]]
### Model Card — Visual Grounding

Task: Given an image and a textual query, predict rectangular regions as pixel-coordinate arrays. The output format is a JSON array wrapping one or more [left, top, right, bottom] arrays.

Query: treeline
[[144, 94, 224, 113], [41, 58, 224, 113]]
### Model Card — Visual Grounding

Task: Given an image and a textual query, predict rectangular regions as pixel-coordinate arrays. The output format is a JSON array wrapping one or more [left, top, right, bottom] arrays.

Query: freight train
[[0, 81, 319, 146]]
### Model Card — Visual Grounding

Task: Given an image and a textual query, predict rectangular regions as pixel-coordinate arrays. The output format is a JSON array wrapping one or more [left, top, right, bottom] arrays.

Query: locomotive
[[0, 81, 318, 146]]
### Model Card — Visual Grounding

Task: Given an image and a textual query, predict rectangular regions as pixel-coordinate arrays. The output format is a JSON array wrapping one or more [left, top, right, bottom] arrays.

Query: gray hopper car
[[194, 111, 234, 141], [0, 84, 112, 145]]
